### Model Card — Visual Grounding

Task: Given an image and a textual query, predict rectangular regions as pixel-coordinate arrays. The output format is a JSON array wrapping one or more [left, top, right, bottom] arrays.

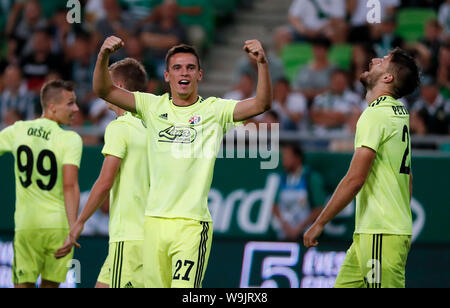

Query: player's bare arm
[[233, 40, 272, 122], [55, 156, 122, 258], [63, 165, 80, 229], [93, 36, 137, 113], [303, 146, 376, 248], [54, 165, 80, 259]]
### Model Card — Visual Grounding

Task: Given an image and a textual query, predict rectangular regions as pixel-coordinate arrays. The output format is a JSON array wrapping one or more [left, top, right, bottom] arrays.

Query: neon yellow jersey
[[0, 118, 82, 231], [101, 112, 149, 242], [354, 96, 412, 235], [134, 92, 241, 222]]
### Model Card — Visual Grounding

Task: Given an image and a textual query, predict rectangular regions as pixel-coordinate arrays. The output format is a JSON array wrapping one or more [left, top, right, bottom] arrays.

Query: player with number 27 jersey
[[0, 118, 82, 231], [354, 95, 412, 235]]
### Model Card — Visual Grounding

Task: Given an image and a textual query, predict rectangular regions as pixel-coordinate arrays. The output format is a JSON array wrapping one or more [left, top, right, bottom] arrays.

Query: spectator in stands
[[271, 77, 308, 131], [95, 0, 134, 62], [136, 0, 212, 53], [6, 0, 48, 55], [411, 75, 450, 135], [0, 65, 37, 125], [274, 0, 347, 54], [349, 43, 377, 97], [175, 0, 215, 53], [2, 108, 23, 127], [88, 97, 116, 136], [50, 8, 77, 57], [413, 19, 443, 77], [224, 73, 255, 101], [19, 28, 65, 93], [272, 143, 326, 241], [437, 41, 450, 98], [258, 110, 280, 131], [140, 0, 188, 80], [124, 35, 163, 94], [85, 0, 107, 28], [348, 0, 401, 43], [0, 0, 16, 36], [119, 0, 157, 23], [292, 37, 336, 102], [70, 32, 97, 111], [310, 69, 362, 135], [371, 14, 405, 58], [438, 0, 450, 38], [233, 44, 286, 86], [4, 38, 20, 66]]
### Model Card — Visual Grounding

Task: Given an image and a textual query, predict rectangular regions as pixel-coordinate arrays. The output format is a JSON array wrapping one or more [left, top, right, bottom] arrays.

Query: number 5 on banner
[[240, 242, 300, 288]]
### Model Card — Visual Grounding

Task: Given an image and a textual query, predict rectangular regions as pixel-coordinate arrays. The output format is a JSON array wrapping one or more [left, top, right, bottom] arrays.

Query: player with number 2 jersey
[[304, 48, 420, 288]]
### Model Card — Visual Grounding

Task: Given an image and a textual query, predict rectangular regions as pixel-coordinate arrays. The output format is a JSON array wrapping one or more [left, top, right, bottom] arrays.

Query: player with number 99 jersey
[[0, 119, 82, 230], [0, 80, 82, 287]]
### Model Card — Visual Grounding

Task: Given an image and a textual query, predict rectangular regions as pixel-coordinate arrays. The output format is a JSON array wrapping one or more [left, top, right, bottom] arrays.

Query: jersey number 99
[[17, 145, 57, 191]]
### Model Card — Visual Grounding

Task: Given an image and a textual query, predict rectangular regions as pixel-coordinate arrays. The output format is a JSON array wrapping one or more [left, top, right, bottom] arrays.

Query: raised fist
[[100, 36, 124, 56], [243, 40, 267, 64]]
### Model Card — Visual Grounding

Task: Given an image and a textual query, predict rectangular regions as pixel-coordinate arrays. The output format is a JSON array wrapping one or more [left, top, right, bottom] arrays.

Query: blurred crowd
[[0, 0, 449, 146], [0, 0, 223, 144], [227, 0, 450, 143]]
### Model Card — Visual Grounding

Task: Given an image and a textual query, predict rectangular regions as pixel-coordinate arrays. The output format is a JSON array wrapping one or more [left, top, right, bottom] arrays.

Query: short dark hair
[[387, 47, 420, 98], [165, 44, 201, 71], [109, 58, 148, 92], [40, 80, 75, 110]]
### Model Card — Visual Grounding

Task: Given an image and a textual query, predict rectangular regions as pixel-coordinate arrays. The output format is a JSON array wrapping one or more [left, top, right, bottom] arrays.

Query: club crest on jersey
[[189, 115, 201, 125]]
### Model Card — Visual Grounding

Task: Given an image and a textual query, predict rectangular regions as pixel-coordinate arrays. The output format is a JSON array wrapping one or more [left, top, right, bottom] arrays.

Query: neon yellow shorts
[[12, 228, 73, 284], [335, 233, 411, 288], [143, 217, 213, 288], [97, 240, 144, 288]]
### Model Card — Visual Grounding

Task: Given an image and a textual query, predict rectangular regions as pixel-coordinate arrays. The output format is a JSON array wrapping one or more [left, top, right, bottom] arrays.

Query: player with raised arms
[[92, 36, 272, 287], [0, 80, 82, 288]]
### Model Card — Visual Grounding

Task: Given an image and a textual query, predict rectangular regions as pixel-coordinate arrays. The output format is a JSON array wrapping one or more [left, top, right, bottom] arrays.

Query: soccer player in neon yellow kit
[[304, 48, 420, 288], [0, 80, 82, 288], [92, 36, 272, 288], [55, 58, 149, 288]]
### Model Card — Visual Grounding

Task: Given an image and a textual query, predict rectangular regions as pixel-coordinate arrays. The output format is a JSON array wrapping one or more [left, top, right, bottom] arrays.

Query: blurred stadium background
[[0, 0, 450, 288]]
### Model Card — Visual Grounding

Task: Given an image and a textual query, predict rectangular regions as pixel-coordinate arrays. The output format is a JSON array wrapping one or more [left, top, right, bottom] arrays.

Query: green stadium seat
[[281, 43, 354, 81], [281, 43, 313, 82], [396, 8, 437, 42], [329, 44, 353, 70]]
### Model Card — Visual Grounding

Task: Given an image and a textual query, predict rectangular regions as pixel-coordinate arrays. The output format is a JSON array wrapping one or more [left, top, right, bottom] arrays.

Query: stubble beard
[[360, 71, 371, 91], [360, 70, 382, 92]]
